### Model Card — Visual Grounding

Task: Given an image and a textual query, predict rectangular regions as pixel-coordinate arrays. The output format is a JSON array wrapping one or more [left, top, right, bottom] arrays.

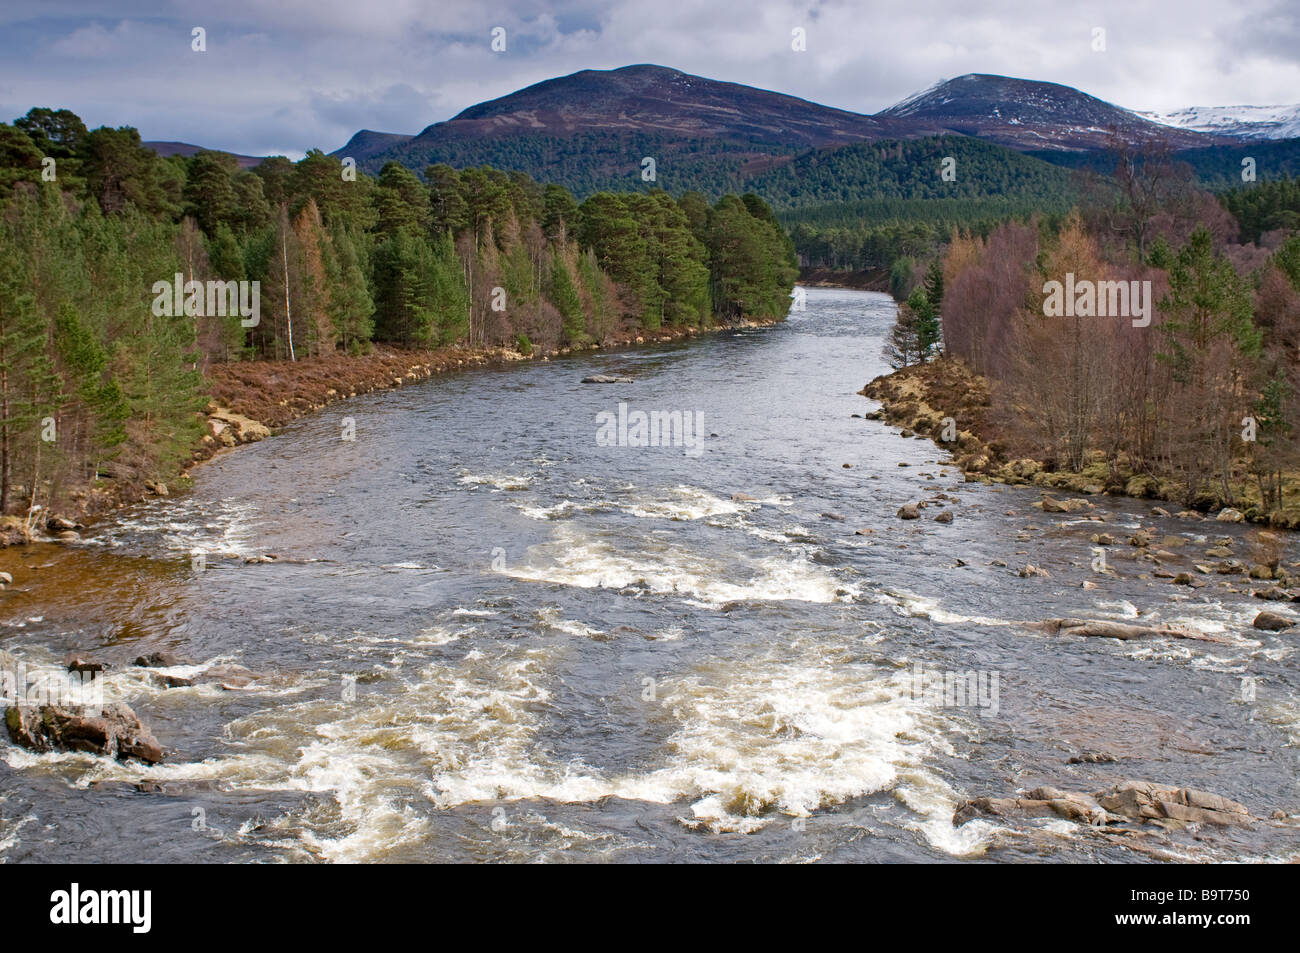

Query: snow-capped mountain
[[1139, 104, 1300, 141]]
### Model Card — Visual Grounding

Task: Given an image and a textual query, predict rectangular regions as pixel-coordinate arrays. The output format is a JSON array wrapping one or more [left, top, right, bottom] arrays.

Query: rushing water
[[1, 287, 1297, 863]]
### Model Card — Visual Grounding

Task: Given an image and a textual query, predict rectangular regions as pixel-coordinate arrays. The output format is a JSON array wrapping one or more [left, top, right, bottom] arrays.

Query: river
[[1, 287, 1297, 863]]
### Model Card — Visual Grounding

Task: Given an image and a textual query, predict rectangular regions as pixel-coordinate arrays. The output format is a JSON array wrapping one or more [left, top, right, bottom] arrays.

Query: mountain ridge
[[326, 65, 1253, 199]]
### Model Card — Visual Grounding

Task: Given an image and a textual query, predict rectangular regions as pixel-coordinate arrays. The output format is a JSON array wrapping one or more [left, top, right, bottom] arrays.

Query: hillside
[[878, 73, 1213, 151], [144, 140, 264, 169], [749, 135, 1079, 210]]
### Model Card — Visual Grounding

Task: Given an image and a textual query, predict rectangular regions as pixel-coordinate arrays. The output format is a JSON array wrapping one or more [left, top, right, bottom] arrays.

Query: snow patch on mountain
[[1139, 104, 1300, 140]]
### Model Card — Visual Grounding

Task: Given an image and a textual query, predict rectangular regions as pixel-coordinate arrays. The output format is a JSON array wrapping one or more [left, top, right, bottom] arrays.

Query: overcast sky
[[1, 0, 1297, 158]]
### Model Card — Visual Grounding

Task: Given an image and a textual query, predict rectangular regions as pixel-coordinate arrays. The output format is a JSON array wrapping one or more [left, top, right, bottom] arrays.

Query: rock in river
[[5, 702, 164, 764], [955, 780, 1252, 829], [1252, 611, 1295, 631]]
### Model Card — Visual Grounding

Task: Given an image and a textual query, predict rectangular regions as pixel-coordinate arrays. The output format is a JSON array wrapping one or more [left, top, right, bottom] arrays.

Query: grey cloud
[[1, 0, 1297, 157]]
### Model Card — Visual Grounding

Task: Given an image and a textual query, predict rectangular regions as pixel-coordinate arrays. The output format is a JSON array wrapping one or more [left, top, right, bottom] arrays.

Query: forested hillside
[[0, 107, 796, 519]]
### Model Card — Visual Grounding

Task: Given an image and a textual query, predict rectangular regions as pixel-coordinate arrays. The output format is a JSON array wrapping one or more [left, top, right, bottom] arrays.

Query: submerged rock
[[581, 374, 634, 384], [1029, 618, 1227, 643], [63, 654, 108, 674], [1068, 751, 1117, 764], [5, 702, 164, 764], [134, 651, 185, 668]]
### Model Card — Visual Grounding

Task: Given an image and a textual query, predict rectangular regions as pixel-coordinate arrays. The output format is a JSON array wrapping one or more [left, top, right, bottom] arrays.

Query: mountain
[[878, 73, 1213, 151], [334, 64, 927, 195], [442, 63, 908, 145], [334, 65, 1247, 202], [144, 141, 264, 169], [1139, 104, 1300, 141], [332, 129, 415, 163]]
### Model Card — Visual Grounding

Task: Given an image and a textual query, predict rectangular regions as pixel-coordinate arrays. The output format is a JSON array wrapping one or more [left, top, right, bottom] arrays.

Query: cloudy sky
[[1, 0, 1297, 158]]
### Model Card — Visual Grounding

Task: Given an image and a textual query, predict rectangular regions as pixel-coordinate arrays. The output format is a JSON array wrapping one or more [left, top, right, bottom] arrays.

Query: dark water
[[1, 287, 1297, 863]]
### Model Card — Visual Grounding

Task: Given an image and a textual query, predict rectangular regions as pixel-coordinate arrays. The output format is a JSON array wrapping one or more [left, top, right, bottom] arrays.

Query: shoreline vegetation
[[0, 107, 798, 545], [861, 356, 1300, 532], [858, 146, 1300, 535]]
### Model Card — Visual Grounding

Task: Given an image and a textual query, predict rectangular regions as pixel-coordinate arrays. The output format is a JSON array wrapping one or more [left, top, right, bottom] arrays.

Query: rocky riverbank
[[861, 357, 1300, 531], [2, 318, 771, 547]]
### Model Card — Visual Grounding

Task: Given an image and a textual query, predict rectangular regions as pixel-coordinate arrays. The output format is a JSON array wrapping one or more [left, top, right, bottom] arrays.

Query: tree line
[[901, 143, 1300, 520], [0, 107, 796, 516]]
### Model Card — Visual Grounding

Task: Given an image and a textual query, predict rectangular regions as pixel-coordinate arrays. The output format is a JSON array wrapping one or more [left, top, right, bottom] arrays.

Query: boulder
[[208, 409, 270, 443], [5, 702, 164, 764], [897, 503, 920, 520], [955, 780, 1251, 830], [1216, 508, 1245, 523], [1253, 586, 1296, 601], [934, 510, 954, 524], [1097, 780, 1251, 828], [954, 787, 1108, 827], [1019, 565, 1051, 578], [1252, 611, 1295, 632]]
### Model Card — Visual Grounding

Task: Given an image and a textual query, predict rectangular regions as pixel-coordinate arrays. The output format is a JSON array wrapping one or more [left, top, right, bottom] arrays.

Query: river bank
[[861, 357, 1300, 533], [1, 317, 774, 546], [798, 266, 890, 292]]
